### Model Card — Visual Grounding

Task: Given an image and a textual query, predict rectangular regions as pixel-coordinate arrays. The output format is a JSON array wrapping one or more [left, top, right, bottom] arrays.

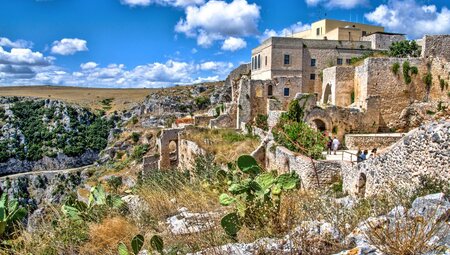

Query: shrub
[[423, 72, 433, 97], [219, 155, 300, 237], [131, 144, 149, 161], [391, 62, 400, 75], [107, 176, 123, 193], [410, 66, 418, 75], [402, 61, 412, 84], [388, 40, 420, 57], [0, 193, 27, 237], [130, 132, 141, 143], [0, 107, 5, 120], [255, 114, 269, 131], [440, 79, 445, 91], [194, 96, 210, 110]]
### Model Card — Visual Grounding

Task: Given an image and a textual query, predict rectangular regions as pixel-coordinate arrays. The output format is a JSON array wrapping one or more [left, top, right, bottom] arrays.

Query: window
[[311, 59, 316, 67], [362, 31, 367, 36], [346, 59, 351, 65], [337, 58, 343, 65], [268, 85, 273, 96], [284, 54, 290, 65], [310, 73, 316, 80], [316, 28, 320, 36], [284, 88, 290, 97], [265, 56, 268, 66], [251, 57, 255, 70], [257, 54, 261, 69]]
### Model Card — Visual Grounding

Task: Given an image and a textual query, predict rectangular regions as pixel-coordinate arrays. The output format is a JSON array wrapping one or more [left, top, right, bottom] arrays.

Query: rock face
[[342, 121, 450, 197], [0, 150, 98, 176]]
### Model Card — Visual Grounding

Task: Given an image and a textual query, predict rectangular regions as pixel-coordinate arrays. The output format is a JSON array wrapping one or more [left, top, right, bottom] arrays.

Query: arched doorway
[[357, 173, 367, 198], [312, 119, 327, 132], [267, 85, 273, 97], [169, 140, 178, 167], [323, 83, 332, 105]]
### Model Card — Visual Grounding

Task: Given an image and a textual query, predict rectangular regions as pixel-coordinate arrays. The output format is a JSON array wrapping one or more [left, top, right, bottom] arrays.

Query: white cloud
[[175, 0, 260, 47], [0, 47, 52, 66], [80, 61, 98, 70], [120, 0, 204, 8], [305, 0, 367, 9], [260, 22, 311, 42], [0, 37, 33, 48], [365, 0, 450, 39], [221, 37, 247, 51], [51, 38, 88, 55]]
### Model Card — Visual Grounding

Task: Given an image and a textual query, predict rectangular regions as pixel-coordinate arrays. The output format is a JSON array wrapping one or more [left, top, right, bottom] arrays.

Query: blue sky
[[0, 0, 449, 87]]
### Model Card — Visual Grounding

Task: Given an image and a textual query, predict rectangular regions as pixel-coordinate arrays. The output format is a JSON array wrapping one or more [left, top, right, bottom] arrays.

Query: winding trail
[[0, 165, 94, 180]]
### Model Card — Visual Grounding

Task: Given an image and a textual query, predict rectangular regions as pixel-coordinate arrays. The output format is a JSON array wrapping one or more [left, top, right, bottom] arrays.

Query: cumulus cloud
[[305, 0, 367, 9], [120, 0, 204, 8], [51, 38, 88, 55], [260, 22, 311, 42], [0, 47, 53, 66], [0, 37, 33, 48], [365, 0, 450, 39], [175, 0, 260, 47], [221, 37, 247, 51], [80, 61, 98, 70]]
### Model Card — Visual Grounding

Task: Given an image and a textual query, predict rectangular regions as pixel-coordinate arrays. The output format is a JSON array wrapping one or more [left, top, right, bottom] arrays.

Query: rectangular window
[[284, 54, 290, 65], [284, 88, 290, 97], [346, 59, 351, 65], [257, 55, 261, 69], [337, 58, 343, 65], [265, 56, 268, 66], [362, 31, 367, 36], [310, 73, 316, 80], [316, 28, 320, 36], [311, 59, 316, 67]]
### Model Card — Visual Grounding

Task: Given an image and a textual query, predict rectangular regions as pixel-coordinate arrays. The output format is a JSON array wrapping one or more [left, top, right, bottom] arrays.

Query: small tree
[[388, 40, 420, 58]]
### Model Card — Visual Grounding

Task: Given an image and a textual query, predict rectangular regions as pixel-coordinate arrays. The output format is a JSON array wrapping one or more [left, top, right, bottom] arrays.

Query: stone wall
[[344, 133, 404, 150], [422, 35, 450, 61], [194, 115, 215, 127], [361, 33, 406, 50], [265, 145, 343, 189], [143, 155, 159, 173], [322, 66, 355, 107], [178, 139, 207, 171], [157, 128, 183, 169], [342, 121, 450, 197], [267, 110, 285, 128]]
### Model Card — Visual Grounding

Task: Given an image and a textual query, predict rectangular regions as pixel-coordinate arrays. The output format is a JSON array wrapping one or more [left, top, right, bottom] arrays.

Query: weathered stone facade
[[157, 128, 183, 169], [178, 139, 207, 170], [322, 66, 355, 107], [361, 32, 406, 50], [342, 121, 450, 197], [344, 133, 404, 150]]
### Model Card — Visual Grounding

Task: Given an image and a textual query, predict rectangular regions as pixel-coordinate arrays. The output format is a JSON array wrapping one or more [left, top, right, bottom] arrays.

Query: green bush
[[255, 114, 269, 131], [131, 144, 149, 161], [0, 107, 5, 120], [388, 40, 420, 57], [194, 96, 210, 110], [218, 155, 300, 237], [272, 99, 327, 160], [130, 132, 141, 143], [402, 61, 412, 84], [391, 62, 400, 75], [423, 72, 433, 95]]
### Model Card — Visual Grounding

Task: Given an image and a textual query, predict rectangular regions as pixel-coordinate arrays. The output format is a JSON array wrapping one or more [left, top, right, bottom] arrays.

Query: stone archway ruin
[[312, 119, 327, 132], [157, 128, 183, 169]]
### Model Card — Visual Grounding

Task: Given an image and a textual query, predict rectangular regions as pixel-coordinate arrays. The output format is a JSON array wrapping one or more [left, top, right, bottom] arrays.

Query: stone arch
[[323, 83, 332, 105], [267, 84, 273, 96], [157, 128, 183, 169], [356, 173, 367, 198], [312, 119, 327, 132]]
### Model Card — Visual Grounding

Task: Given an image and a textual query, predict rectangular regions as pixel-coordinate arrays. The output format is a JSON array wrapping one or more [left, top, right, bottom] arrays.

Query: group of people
[[356, 148, 377, 162], [326, 135, 378, 163]]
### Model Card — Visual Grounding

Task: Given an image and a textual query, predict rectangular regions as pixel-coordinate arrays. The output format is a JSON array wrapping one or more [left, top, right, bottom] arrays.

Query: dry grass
[[181, 128, 260, 164], [80, 216, 139, 255]]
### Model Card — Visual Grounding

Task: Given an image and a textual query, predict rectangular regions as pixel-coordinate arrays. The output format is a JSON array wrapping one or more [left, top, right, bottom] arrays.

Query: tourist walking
[[356, 150, 363, 163], [370, 148, 378, 158], [327, 136, 332, 155], [361, 150, 368, 161], [332, 137, 340, 155]]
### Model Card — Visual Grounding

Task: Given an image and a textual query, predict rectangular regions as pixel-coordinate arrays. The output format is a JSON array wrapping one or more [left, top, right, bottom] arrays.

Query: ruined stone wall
[[344, 133, 404, 150], [354, 57, 428, 129], [178, 139, 207, 171], [143, 155, 159, 173], [236, 77, 252, 129], [227, 64, 251, 102], [265, 145, 343, 189], [361, 33, 406, 50], [322, 66, 355, 107], [428, 58, 450, 102], [194, 116, 215, 127], [157, 128, 183, 169], [342, 121, 450, 198], [422, 35, 450, 62]]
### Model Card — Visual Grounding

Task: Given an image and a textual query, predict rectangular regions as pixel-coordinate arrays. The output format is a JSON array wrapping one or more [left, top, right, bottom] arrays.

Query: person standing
[[361, 150, 368, 161], [327, 136, 332, 155], [370, 148, 378, 158], [356, 150, 363, 163], [332, 137, 340, 155]]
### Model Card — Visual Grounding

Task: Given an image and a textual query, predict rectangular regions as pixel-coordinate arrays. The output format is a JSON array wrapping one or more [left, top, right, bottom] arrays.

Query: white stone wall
[[344, 133, 404, 150], [178, 139, 207, 171], [342, 121, 450, 197], [361, 33, 406, 50]]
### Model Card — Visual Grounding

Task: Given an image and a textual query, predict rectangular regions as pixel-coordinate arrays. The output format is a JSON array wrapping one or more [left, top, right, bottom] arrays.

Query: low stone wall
[[143, 155, 159, 173], [344, 133, 404, 150], [194, 115, 215, 127], [268, 111, 285, 128], [342, 121, 450, 198], [266, 145, 343, 189]]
